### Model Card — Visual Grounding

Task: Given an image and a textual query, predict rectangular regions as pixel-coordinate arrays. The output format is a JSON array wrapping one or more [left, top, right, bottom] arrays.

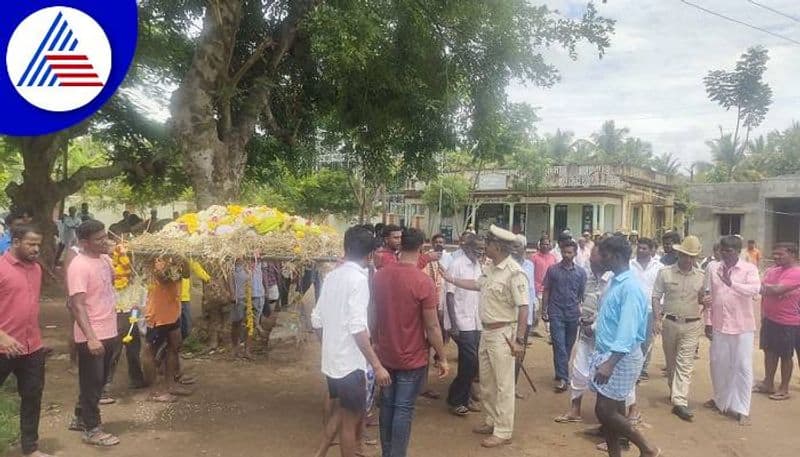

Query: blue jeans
[[180, 302, 192, 340], [550, 318, 579, 382], [379, 366, 426, 457]]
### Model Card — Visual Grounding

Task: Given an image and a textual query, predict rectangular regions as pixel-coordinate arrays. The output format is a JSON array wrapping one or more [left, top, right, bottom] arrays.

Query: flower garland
[[112, 245, 132, 290], [245, 268, 255, 337]]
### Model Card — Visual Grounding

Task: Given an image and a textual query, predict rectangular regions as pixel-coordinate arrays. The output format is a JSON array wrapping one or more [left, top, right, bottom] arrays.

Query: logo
[[6, 7, 112, 112], [0, 1, 138, 136]]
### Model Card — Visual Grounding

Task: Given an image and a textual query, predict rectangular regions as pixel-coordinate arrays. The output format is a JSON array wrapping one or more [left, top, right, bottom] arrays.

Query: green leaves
[[704, 46, 772, 131], [422, 174, 471, 217]]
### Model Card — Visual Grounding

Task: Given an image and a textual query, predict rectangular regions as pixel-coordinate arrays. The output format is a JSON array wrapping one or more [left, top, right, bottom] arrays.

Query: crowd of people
[[0, 212, 798, 457], [310, 223, 799, 457]]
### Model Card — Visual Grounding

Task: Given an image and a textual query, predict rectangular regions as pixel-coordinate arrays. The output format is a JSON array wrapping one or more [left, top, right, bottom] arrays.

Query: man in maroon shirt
[[373, 228, 449, 457], [374, 225, 402, 269], [0, 224, 53, 457]]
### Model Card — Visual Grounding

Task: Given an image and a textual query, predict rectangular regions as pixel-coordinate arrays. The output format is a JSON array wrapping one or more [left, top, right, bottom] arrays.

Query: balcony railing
[[407, 165, 672, 192]]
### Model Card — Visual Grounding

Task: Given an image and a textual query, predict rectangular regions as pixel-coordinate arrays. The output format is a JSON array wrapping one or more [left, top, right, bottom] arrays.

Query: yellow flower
[[122, 335, 133, 344], [294, 230, 305, 239], [227, 205, 244, 217], [292, 245, 302, 254], [244, 214, 260, 227]]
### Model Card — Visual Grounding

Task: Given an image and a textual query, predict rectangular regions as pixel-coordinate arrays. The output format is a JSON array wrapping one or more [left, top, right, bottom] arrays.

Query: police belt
[[482, 321, 515, 330], [664, 314, 702, 324]]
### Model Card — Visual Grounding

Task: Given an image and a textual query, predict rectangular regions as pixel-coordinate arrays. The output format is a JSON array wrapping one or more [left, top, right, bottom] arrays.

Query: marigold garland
[[112, 244, 132, 290]]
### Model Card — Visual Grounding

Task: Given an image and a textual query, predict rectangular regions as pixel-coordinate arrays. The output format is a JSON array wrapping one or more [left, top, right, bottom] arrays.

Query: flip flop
[[83, 429, 120, 446], [421, 390, 440, 400], [768, 392, 790, 401], [752, 383, 774, 394], [149, 393, 178, 403], [554, 414, 583, 423], [450, 405, 470, 417]]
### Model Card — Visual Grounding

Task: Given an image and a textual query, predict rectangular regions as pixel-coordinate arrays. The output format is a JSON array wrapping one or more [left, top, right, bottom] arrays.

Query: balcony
[[406, 164, 673, 192]]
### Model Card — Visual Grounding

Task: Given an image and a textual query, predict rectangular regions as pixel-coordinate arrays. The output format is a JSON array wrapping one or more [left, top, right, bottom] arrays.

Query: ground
[[4, 298, 800, 457]]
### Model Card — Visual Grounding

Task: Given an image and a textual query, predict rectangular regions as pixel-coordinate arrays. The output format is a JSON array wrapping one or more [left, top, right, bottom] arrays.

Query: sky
[[507, 0, 800, 168]]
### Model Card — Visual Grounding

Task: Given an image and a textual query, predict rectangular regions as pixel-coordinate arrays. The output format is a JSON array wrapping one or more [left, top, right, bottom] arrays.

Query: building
[[688, 174, 800, 255], [400, 164, 681, 244]]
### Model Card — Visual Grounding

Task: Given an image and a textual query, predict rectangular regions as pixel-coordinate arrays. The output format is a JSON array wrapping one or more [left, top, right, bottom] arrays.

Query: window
[[631, 206, 641, 232], [719, 214, 742, 236]]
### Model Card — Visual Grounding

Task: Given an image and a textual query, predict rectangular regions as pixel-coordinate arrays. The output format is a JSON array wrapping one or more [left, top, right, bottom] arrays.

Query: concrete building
[[398, 164, 680, 243], [688, 174, 800, 255]]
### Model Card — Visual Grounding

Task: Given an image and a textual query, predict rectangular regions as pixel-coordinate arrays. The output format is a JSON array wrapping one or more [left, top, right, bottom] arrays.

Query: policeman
[[443, 224, 530, 448]]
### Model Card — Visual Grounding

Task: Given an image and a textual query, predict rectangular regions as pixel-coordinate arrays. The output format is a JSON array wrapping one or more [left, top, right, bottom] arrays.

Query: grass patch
[[0, 379, 19, 455], [182, 333, 205, 354]]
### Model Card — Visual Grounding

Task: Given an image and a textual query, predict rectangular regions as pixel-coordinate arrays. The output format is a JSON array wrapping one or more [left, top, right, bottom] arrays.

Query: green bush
[[0, 389, 19, 454]]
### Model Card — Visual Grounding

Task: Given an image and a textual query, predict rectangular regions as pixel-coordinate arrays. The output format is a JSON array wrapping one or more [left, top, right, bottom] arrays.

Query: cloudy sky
[[507, 0, 800, 168]]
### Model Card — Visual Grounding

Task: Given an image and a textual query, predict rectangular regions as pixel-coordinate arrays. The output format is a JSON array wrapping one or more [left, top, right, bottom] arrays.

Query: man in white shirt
[[312, 227, 390, 457], [629, 237, 663, 383], [445, 234, 485, 416]]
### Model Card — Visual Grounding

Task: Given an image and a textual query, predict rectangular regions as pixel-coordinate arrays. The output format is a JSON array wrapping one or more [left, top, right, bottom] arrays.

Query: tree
[[703, 46, 773, 180], [422, 174, 471, 218], [652, 152, 681, 176], [748, 122, 800, 177], [143, 0, 614, 207]]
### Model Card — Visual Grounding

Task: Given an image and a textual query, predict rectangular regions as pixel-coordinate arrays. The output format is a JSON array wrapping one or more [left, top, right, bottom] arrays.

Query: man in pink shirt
[[0, 224, 53, 457], [753, 243, 800, 401], [531, 237, 557, 337], [67, 220, 120, 446], [702, 235, 761, 426]]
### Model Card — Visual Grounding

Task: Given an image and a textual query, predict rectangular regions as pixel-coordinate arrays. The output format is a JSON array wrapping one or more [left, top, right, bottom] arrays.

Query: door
[[582, 205, 594, 233], [554, 204, 568, 235]]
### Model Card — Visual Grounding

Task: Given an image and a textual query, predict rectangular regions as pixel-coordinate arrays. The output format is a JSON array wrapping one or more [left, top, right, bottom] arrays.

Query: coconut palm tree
[[652, 152, 681, 176]]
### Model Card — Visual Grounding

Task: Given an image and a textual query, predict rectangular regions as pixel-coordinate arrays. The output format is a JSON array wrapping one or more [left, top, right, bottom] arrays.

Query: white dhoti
[[570, 337, 635, 406], [710, 331, 754, 416]]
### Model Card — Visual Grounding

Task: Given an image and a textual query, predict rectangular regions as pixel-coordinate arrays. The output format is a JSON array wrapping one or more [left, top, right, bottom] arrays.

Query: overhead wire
[[746, 0, 800, 24], [679, 0, 800, 46]]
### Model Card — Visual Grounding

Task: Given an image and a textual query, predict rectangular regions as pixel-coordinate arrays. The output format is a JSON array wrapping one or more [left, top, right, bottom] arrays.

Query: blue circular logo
[[0, 1, 137, 135]]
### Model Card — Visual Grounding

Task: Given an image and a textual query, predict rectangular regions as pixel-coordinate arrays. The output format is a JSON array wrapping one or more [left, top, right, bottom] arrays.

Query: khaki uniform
[[476, 256, 530, 440], [652, 265, 705, 407]]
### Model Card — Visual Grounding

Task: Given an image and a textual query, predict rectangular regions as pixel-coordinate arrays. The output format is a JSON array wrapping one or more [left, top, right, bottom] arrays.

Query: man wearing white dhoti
[[703, 235, 761, 426]]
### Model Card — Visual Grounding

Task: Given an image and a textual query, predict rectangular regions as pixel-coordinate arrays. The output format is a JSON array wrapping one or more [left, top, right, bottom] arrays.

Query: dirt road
[[7, 299, 800, 457]]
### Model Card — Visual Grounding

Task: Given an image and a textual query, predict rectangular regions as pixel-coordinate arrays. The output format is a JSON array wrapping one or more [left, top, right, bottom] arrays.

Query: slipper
[[752, 383, 774, 394], [554, 381, 568, 393], [175, 374, 197, 385], [363, 438, 377, 446], [449, 405, 470, 417], [421, 390, 440, 400], [98, 397, 116, 405], [769, 392, 790, 401], [149, 393, 178, 403], [83, 429, 120, 446], [702, 399, 719, 411], [554, 414, 583, 423]]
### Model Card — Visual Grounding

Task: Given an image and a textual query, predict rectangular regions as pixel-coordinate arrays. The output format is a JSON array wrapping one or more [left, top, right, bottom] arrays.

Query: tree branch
[[230, 36, 275, 88]]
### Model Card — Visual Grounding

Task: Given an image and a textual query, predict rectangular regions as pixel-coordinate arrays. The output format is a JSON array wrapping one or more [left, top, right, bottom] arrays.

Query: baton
[[504, 335, 537, 393]]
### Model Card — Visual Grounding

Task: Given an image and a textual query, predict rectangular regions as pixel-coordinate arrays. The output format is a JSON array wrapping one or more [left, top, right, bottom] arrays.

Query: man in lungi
[[703, 235, 761, 425], [591, 236, 661, 457]]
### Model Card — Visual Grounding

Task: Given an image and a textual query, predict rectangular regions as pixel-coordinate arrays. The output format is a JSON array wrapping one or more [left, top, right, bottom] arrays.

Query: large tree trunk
[[5, 132, 132, 272], [170, 0, 319, 209]]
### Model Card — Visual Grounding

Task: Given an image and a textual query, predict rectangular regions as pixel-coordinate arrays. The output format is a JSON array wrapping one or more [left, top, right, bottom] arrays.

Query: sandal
[[449, 405, 470, 417], [149, 393, 178, 403], [768, 392, 790, 401], [554, 414, 583, 423], [99, 396, 116, 405], [421, 390, 440, 400], [752, 383, 774, 394], [82, 428, 120, 446], [175, 374, 197, 385]]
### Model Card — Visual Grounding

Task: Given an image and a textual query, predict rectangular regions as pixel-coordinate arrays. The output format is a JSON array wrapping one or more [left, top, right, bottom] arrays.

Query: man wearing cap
[[443, 225, 529, 448], [652, 236, 707, 422]]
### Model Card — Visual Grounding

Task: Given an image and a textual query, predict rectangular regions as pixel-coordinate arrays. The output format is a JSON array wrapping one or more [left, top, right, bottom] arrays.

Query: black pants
[[0, 349, 45, 454], [75, 338, 119, 430], [447, 330, 480, 408], [106, 313, 145, 389]]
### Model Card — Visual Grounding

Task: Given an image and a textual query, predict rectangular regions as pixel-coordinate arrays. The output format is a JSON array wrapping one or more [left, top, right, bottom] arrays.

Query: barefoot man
[[0, 224, 53, 457], [592, 236, 660, 457]]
